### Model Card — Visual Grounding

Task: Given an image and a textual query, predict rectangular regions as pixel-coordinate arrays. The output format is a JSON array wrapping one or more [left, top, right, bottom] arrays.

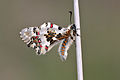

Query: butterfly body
[[20, 22, 77, 61]]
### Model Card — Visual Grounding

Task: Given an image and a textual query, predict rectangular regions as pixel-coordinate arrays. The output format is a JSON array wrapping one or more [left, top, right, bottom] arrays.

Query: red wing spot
[[35, 36, 38, 39], [50, 24, 53, 28], [38, 40, 41, 43], [37, 32, 40, 35], [40, 45, 42, 48], [45, 46, 48, 50], [36, 32, 40, 35]]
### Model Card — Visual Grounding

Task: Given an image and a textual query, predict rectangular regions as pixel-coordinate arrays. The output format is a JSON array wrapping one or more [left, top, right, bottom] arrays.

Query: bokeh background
[[0, 0, 120, 80]]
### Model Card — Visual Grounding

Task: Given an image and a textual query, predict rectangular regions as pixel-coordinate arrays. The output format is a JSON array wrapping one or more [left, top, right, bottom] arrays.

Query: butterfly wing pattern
[[20, 22, 76, 61]]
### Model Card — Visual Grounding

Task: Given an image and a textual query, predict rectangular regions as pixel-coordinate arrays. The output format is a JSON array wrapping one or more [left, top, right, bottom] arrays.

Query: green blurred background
[[0, 0, 120, 80]]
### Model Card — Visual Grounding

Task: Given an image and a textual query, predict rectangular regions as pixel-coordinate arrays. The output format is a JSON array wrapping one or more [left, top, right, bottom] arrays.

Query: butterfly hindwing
[[58, 37, 73, 61]]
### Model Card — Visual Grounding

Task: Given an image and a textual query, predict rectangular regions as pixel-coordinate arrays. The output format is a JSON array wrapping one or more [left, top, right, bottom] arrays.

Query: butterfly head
[[70, 24, 76, 31]]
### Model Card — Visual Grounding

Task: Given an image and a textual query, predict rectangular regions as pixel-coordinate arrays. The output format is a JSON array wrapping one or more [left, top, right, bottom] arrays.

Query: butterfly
[[19, 11, 78, 61]]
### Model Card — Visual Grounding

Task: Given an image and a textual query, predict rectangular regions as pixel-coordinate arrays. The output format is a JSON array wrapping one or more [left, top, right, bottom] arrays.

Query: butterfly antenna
[[69, 11, 72, 24]]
